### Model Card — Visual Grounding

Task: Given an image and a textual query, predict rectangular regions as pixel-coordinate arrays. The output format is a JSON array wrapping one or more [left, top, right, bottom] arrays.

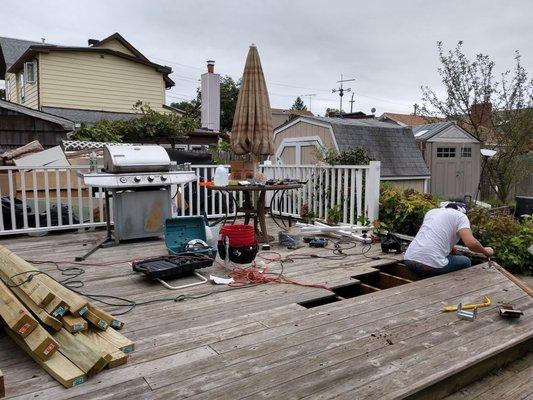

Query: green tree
[[170, 75, 240, 133], [0, 88, 5, 99], [421, 41, 533, 203], [291, 96, 307, 111]]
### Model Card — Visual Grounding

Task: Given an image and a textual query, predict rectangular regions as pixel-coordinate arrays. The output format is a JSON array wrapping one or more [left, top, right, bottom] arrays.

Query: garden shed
[[412, 122, 481, 199], [272, 116, 431, 192]]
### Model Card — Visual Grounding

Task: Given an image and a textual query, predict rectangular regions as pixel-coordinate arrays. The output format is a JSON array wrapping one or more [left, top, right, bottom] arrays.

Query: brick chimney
[[470, 102, 492, 128]]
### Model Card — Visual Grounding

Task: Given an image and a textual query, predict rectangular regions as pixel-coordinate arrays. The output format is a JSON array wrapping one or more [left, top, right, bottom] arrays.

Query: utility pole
[[349, 92, 355, 113], [303, 93, 316, 112], [332, 74, 355, 117]]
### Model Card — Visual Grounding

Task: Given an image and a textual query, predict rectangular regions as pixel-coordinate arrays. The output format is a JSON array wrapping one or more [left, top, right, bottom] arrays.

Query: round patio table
[[207, 183, 302, 244]]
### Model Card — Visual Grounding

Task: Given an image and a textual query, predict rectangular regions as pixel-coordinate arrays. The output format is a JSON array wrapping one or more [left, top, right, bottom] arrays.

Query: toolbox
[[132, 217, 216, 280], [164, 216, 217, 259], [132, 254, 214, 280]]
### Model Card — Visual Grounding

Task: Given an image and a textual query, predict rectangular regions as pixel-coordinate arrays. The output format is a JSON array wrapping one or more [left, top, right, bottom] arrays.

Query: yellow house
[[0, 33, 180, 123]]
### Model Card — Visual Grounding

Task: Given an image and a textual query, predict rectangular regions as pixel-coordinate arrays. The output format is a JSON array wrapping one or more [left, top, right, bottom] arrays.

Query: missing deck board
[[298, 295, 342, 309]]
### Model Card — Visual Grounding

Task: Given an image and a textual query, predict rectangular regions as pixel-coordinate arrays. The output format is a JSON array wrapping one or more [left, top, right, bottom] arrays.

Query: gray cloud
[[3, 0, 532, 115]]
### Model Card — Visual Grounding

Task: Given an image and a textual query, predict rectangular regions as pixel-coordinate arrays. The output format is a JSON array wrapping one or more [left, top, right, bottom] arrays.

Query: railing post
[[365, 161, 381, 222]]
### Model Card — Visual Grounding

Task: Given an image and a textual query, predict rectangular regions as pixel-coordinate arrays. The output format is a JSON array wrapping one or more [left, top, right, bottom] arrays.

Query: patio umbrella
[[231, 45, 274, 157]]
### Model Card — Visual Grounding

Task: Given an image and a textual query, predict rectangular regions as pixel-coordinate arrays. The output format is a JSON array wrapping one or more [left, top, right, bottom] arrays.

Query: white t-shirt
[[404, 208, 471, 268]]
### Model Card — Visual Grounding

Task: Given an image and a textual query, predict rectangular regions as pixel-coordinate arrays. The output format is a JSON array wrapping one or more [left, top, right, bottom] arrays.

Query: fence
[[0, 161, 380, 236]]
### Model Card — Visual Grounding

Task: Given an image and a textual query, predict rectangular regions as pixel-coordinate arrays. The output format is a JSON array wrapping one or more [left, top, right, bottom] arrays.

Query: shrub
[[317, 147, 373, 165], [71, 102, 198, 144], [377, 184, 437, 235]]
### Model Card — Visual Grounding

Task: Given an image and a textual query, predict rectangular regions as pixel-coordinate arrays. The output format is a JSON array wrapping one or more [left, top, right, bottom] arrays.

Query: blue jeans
[[404, 255, 472, 277]]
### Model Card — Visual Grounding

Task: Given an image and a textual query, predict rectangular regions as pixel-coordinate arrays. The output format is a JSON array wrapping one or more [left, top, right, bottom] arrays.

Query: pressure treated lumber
[[84, 309, 109, 330], [61, 314, 88, 333], [0, 246, 88, 316], [43, 296, 69, 318], [80, 329, 128, 368], [96, 327, 135, 354], [0, 252, 57, 309], [22, 324, 59, 362], [53, 329, 108, 377], [0, 368, 4, 398], [89, 304, 125, 330], [7, 283, 62, 331], [6, 328, 86, 388], [0, 279, 38, 337]]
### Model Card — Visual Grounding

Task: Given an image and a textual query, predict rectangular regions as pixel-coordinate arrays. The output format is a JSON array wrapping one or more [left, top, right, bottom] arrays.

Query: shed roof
[[412, 121, 481, 142], [0, 99, 75, 130], [288, 116, 430, 178]]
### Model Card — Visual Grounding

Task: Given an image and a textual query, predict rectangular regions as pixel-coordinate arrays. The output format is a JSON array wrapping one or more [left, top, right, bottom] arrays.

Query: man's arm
[[458, 228, 494, 257]]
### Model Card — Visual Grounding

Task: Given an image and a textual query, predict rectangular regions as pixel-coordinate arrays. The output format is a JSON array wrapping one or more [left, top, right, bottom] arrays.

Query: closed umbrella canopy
[[231, 45, 274, 156]]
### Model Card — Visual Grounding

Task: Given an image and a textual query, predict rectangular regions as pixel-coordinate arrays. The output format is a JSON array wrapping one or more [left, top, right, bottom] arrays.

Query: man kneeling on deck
[[403, 202, 493, 277]]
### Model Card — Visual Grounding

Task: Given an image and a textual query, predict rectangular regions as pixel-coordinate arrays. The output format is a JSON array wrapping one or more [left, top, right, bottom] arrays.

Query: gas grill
[[76, 145, 197, 261]]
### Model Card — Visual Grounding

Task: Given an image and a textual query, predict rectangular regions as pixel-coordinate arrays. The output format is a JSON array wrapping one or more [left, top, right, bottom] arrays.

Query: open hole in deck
[[298, 295, 342, 309], [331, 282, 379, 299]]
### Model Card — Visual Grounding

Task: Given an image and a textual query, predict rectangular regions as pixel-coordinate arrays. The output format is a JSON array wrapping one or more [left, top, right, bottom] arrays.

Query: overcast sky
[[4, 0, 532, 116]]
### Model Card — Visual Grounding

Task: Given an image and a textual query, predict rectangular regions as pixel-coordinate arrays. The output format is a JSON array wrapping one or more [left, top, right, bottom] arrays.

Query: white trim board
[[275, 136, 325, 164]]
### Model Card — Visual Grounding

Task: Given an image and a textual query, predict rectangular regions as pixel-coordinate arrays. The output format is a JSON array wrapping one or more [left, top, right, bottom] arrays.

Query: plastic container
[[214, 165, 229, 186], [164, 216, 217, 258], [218, 224, 258, 264]]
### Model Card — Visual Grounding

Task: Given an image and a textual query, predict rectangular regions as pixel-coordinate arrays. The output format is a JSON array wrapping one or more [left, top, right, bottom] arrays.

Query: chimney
[[88, 39, 100, 46], [470, 102, 492, 128], [41, 38, 46, 44], [207, 60, 215, 74], [201, 60, 220, 132]]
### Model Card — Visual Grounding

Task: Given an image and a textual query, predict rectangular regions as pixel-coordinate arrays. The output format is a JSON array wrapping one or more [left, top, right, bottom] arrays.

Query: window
[[436, 147, 456, 158], [461, 147, 472, 157], [24, 62, 36, 83], [18, 72, 25, 102]]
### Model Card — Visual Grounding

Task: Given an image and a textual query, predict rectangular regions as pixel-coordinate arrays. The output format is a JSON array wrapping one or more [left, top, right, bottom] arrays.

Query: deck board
[[0, 223, 531, 399]]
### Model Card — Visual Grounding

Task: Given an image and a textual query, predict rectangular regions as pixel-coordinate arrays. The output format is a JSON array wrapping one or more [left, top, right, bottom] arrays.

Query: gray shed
[[412, 122, 481, 198], [273, 116, 431, 192]]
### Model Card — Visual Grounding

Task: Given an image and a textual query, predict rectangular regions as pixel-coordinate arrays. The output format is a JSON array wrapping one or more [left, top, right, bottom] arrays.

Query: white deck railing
[[0, 161, 380, 236]]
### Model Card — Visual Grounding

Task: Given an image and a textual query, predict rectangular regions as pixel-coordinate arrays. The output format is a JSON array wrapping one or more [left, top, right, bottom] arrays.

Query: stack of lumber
[[0, 245, 134, 389]]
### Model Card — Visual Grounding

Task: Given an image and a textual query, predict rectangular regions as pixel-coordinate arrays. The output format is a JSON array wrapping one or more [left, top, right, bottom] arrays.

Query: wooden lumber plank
[[84, 309, 109, 330], [0, 249, 58, 309], [0, 279, 38, 338], [22, 324, 59, 362], [95, 327, 135, 354], [5, 328, 86, 389], [89, 304, 124, 330], [61, 314, 88, 333], [7, 283, 62, 331], [52, 329, 108, 377], [0, 368, 4, 398], [80, 330, 128, 369], [144, 273, 516, 397], [0, 246, 89, 316], [43, 296, 69, 318]]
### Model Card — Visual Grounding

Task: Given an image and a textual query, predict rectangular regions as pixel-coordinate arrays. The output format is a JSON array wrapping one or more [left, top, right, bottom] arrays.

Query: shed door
[[431, 145, 477, 199], [276, 138, 323, 165]]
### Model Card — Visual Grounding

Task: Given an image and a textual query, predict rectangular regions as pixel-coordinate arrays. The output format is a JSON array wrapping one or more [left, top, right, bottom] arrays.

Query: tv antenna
[[349, 92, 355, 113], [332, 74, 355, 117], [302, 93, 316, 112]]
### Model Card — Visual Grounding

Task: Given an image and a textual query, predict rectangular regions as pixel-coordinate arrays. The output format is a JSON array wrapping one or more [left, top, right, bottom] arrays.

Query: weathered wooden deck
[[0, 224, 531, 399]]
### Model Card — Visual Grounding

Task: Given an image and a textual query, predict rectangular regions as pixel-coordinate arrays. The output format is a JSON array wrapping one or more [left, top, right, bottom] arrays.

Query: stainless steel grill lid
[[103, 145, 171, 173]]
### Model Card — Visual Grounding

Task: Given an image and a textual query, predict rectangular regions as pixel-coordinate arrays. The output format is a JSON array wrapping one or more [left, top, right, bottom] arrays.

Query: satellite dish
[[371, 107, 376, 113]]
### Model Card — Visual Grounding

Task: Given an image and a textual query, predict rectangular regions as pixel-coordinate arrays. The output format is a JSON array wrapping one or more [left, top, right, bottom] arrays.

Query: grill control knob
[[134, 176, 141, 183], [119, 177, 127, 184], [160, 175, 168, 182], [148, 175, 155, 182]]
